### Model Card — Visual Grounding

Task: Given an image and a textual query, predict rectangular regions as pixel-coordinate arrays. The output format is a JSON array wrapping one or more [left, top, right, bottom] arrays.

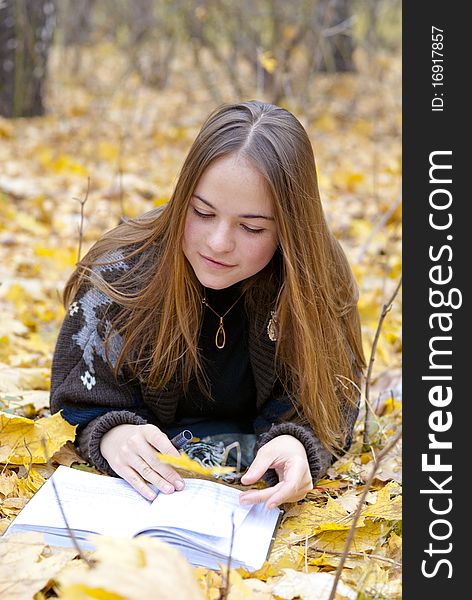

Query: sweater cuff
[[77, 410, 147, 475], [255, 422, 334, 487]]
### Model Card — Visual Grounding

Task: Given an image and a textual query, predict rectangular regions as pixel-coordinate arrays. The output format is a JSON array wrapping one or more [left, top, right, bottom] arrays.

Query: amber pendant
[[215, 318, 226, 349], [267, 311, 278, 341]]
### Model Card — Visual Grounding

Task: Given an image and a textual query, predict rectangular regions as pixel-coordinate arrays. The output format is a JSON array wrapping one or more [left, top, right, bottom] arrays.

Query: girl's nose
[[207, 223, 235, 253]]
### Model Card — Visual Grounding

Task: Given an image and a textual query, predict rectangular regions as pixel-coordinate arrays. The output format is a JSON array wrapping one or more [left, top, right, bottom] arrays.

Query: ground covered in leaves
[[0, 44, 401, 599]]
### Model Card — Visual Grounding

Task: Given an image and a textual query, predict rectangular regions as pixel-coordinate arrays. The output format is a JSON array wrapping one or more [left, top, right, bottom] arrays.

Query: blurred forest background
[[0, 1, 402, 598]]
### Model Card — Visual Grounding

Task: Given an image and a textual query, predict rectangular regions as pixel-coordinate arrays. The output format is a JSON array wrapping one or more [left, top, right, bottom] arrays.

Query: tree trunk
[[317, 0, 354, 73], [0, 0, 56, 118]]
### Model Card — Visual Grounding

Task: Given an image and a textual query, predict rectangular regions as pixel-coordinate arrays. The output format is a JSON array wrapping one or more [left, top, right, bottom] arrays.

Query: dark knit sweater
[[49, 249, 360, 486], [171, 280, 257, 436]]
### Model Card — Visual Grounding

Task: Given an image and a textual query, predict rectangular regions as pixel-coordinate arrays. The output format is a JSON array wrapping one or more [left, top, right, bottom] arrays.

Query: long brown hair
[[64, 100, 366, 454]]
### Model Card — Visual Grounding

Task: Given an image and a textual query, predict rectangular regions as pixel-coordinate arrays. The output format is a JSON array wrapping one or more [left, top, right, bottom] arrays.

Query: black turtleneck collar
[[202, 280, 245, 313]]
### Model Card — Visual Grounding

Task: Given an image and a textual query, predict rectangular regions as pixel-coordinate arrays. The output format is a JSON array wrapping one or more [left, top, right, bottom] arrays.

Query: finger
[[120, 466, 158, 501], [240, 482, 284, 506], [142, 425, 181, 457], [139, 446, 185, 490], [240, 453, 274, 485], [129, 455, 176, 495]]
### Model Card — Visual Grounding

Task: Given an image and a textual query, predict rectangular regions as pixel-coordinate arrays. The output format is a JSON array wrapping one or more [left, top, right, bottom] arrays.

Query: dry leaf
[[281, 497, 365, 541], [270, 568, 356, 600], [0, 531, 78, 599], [0, 364, 50, 393], [56, 535, 204, 600], [0, 411, 76, 464], [361, 482, 402, 521], [313, 520, 388, 554], [52, 441, 86, 467], [158, 451, 236, 477], [0, 471, 19, 497]]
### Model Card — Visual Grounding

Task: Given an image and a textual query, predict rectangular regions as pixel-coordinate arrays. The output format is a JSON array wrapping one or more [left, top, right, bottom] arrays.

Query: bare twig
[[40, 437, 93, 566], [363, 276, 402, 445], [357, 193, 402, 263], [118, 167, 124, 219], [311, 547, 401, 568], [73, 177, 90, 263], [23, 438, 33, 478], [221, 511, 236, 600], [328, 429, 402, 600]]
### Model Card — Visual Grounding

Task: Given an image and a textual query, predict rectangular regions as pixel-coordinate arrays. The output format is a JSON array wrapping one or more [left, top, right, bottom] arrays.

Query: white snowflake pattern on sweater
[[80, 370, 96, 390], [68, 301, 79, 316]]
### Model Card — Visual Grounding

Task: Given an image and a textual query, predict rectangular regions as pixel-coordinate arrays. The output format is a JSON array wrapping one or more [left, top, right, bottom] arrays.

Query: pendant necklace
[[202, 288, 245, 349]]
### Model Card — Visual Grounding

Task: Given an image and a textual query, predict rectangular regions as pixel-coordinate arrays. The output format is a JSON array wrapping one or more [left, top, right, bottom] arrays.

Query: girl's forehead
[[195, 156, 274, 210]]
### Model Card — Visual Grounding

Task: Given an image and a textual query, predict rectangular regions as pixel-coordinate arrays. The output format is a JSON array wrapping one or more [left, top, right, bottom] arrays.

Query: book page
[[145, 478, 252, 538], [230, 500, 282, 568], [11, 466, 151, 538]]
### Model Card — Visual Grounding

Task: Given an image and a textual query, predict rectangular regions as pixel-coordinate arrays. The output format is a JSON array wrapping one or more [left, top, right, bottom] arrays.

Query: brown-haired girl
[[50, 100, 365, 510]]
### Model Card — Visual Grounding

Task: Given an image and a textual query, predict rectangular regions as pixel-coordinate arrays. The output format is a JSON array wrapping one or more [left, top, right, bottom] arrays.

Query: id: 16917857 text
[[432, 26, 444, 112]]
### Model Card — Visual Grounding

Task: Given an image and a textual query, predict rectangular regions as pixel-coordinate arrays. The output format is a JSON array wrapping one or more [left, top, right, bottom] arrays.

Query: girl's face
[[183, 154, 279, 290]]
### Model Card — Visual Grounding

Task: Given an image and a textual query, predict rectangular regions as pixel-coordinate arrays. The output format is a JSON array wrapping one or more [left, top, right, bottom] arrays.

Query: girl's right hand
[[99, 423, 185, 500]]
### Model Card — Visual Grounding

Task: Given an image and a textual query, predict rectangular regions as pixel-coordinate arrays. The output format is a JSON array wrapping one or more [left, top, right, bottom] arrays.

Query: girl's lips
[[200, 254, 235, 269]]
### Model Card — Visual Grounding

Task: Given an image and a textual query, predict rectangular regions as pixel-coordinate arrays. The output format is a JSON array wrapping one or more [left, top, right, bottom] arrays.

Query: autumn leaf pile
[[0, 43, 401, 599]]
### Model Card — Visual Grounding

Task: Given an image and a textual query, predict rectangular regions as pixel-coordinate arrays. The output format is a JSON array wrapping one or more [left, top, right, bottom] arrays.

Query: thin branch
[[73, 177, 90, 263], [311, 547, 401, 568], [357, 193, 402, 263], [221, 511, 236, 600], [40, 437, 93, 566], [118, 166, 124, 219], [363, 275, 402, 445], [328, 429, 402, 600], [23, 438, 33, 478]]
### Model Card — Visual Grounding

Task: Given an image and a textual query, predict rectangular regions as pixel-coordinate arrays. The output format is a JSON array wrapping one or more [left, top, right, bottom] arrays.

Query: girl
[[50, 100, 365, 510]]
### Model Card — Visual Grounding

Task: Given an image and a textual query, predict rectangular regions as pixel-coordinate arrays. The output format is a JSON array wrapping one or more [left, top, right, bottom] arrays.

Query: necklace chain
[[202, 289, 245, 349]]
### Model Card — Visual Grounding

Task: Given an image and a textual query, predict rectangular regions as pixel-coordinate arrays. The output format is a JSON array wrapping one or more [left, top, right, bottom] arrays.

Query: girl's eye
[[193, 207, 264, 234], [242, 225, 264, 235], [193, 207, 213, 219]]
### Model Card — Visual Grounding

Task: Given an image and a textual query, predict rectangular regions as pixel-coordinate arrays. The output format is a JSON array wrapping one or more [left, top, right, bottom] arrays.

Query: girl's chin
[[195, 271, 242, 290]]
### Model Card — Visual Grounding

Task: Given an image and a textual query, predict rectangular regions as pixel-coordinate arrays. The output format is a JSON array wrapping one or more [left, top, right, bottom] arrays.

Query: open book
[[4, 466, 282, 571]]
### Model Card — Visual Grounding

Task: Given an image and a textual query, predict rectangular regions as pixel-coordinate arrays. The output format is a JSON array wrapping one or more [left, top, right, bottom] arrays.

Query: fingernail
[[175, 480, 184, 491], [146, 491, 157, 501]]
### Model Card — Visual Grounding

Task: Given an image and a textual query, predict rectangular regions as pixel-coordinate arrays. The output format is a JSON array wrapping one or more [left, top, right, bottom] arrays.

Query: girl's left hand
[[239, 435, 313, 509]]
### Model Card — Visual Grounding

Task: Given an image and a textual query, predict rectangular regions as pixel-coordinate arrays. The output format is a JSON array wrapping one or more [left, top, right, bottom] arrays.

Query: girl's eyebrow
[[192, 193, 275, 221]]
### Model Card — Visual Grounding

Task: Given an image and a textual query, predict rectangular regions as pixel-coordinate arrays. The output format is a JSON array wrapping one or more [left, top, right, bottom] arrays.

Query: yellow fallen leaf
[[0, 411, 76, 464], [345, 562, 390, 595], [0, 363, 50, 393], [56, 584, 126, 599], [194, 567, 222, 600], [249, 541, 306, 580], [270, 568, 356, 600], [387, 531, 402, 562], [1, 391, 51, 415], [158, 452, 235, 477], [281, 497, 362, 539], [0, 471, 19, 497], [313, 520, 387, 554], [52, 441, 87, 467], [361, 482, 402, 521], [0, 496, 29, 518], [16, 468, 46, 496], [0, 531, 78, 599], [313, 478, 341, 489], [334, 489, 376, 514], [57, 535, 204, 600]]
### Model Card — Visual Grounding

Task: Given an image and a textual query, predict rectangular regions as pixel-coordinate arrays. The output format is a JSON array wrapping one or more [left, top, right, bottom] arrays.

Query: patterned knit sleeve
[[253, 371, 361, 487], [50, 258, 148, 475]]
